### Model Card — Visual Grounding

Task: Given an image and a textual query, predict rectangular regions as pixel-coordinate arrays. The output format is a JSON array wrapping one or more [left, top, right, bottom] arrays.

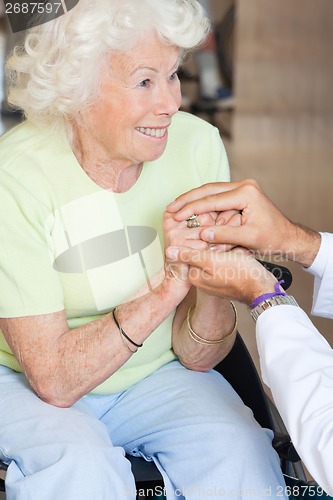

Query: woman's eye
[[169, 71, 179, 81], [138, 79, 150, 87]]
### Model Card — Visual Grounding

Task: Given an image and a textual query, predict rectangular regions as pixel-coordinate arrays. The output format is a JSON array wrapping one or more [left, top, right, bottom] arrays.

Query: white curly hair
[[6, 0, 210, 130]]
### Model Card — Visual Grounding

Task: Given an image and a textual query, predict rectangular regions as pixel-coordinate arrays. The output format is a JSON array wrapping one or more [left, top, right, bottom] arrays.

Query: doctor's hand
[[167, 179, 303, 261], [165, 245, 277, 305]]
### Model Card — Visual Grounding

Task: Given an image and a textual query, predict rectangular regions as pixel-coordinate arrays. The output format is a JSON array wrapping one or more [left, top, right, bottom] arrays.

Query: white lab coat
[[256, 232, 333, 495]]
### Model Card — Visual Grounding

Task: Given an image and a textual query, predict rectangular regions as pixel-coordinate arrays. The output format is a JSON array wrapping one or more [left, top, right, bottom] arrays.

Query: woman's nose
[[154, 84, 181, 116]]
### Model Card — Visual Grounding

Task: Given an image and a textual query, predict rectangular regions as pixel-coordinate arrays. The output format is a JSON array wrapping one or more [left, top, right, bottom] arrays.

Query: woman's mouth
[[136, 127, 167, 139]]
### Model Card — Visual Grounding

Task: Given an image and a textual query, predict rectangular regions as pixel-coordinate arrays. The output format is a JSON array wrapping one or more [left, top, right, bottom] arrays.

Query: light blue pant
[[0, 361, 287, 499]]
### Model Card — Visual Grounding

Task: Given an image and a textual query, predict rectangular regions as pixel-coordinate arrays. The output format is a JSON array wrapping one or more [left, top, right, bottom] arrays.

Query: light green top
[[0, 111, 230, 394]]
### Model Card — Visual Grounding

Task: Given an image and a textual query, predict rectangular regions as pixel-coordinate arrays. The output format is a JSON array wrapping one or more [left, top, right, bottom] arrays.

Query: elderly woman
[[0, 1, 286, 498]]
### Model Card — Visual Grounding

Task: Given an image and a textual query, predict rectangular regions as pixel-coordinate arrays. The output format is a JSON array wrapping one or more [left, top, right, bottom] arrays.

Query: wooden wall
[[234, 0, 333, 119], [227, 0, 333, 366]]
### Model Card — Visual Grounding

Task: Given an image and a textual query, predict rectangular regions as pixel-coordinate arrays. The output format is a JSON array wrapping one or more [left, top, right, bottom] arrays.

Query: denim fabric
[[0, 361, 287, 499]]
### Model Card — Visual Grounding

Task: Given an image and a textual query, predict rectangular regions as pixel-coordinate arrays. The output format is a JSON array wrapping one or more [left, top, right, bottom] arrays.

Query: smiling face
[[81, 32, 182, 170]]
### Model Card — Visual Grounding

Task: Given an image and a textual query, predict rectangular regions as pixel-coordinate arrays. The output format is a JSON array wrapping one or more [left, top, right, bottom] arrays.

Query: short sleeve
[[0, 171, 64, 318]]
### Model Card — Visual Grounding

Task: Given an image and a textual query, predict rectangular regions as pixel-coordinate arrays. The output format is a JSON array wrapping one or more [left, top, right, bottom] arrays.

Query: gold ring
[[186, 214, 200, 228]]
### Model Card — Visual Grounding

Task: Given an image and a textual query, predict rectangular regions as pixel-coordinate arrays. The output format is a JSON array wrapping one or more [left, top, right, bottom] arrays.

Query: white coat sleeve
[[256, 233, 333, 494], [256, 305, 333, 495], [305, 232, 333, 319]]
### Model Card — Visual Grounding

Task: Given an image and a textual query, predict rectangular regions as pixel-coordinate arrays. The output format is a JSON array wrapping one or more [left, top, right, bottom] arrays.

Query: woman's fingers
[[215, 210, 241, 226], [166, 246, 212, 270]]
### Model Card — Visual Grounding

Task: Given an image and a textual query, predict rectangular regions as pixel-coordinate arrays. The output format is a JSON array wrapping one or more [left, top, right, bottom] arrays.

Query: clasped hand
[[163, 179, 284, 302], [163, 208, 240, 285]]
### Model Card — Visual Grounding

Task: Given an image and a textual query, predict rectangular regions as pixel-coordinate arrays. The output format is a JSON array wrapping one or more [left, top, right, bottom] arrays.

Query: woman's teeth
[[137, 127, 166, 138]]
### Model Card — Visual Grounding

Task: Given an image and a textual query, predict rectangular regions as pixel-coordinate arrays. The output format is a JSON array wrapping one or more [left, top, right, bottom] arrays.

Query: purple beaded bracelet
[[250, 280, 287, 309]]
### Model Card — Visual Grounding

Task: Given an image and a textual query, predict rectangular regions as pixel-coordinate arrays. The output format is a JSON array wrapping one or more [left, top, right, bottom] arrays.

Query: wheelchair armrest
[[273, 432, 301, 463], [257, 260, 293, 290]]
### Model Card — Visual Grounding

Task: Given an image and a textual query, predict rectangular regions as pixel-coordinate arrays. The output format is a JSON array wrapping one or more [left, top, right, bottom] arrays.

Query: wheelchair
[[0, 262, 330, 499]]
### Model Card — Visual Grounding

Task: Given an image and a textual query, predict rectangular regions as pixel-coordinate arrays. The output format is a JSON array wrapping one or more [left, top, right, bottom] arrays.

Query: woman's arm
[[0, 271, 190, 408], [163, 210, 236, 371], [172, 289, 236, 371]]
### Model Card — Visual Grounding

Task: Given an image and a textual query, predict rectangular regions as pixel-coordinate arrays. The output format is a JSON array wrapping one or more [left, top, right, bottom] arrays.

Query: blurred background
[[178, 0, 333, 378], [0, 0, 333, 381]]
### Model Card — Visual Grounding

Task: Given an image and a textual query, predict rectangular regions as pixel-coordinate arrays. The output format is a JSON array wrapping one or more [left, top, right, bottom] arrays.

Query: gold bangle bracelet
[[187, 302, 238, 346]]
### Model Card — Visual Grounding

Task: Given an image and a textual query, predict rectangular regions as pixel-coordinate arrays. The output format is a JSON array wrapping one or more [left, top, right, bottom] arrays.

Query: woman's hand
[[163, 210, 216, 285]]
